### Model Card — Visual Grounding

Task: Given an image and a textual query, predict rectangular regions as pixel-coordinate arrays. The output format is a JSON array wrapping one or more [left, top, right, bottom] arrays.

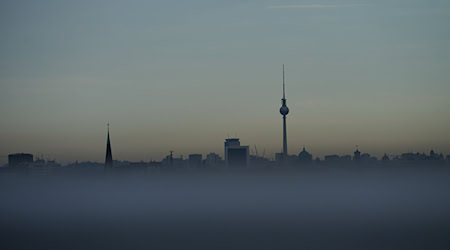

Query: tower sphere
[[280, 106, 289, 116]]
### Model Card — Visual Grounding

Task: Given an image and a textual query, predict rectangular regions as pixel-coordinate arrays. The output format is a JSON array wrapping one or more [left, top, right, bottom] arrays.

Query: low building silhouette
[[324, 154, 352, 165], [382, 153, 390, 163], [324, 155, 340, 163], [8, 153, 33, 167], [340, 155, 352, 163], [353, 148, 361, 162], [393, 150, 446, 165], [188, 154, 203, 168], [162, 152, 187, 168], [206, 153, 223, 167], [298, 146, 313, 165], [361, 153, 377, 164]]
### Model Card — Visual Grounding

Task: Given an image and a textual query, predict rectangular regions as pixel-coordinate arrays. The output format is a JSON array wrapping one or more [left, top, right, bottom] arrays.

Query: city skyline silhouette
[[2, 59, 449, 164], [1, 0, 449, 164], [1, 1, 450, 250]]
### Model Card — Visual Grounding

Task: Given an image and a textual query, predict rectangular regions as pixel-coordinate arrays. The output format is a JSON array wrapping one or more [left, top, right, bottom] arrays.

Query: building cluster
[[6, 153, 61, 168], [4, 140, 450, 170]]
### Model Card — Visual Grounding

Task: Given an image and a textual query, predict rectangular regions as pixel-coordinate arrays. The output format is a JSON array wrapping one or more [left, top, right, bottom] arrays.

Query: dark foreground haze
[[1, 167, 450, 250]]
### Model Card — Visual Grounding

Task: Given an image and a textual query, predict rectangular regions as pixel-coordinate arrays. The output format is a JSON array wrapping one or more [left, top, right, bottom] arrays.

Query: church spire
[[105, 123, 113, 168]]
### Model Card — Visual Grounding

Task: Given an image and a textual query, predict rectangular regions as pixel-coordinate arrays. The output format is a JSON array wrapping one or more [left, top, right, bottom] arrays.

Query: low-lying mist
[[1, 166, 450, 250]]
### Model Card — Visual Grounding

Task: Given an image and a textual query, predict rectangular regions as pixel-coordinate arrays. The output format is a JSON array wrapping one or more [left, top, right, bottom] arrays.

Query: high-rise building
[[279, 65, 289, 159], [224, 138, 249, 167], [105, 124, 113, 168]]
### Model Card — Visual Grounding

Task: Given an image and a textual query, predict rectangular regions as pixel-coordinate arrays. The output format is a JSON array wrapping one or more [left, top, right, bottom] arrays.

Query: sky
[[1, 0, 450, 164]]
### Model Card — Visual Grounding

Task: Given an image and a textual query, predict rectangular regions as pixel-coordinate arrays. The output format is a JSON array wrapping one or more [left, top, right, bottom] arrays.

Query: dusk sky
[[1, 0, 449, 163]]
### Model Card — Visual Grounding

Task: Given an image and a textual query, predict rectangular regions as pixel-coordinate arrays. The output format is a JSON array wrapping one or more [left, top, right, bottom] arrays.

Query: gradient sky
[[1, 0, 450, 164]]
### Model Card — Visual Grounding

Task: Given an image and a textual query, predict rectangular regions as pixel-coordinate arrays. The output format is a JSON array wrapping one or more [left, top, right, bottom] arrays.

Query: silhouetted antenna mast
[[282, 64, 285, 99]]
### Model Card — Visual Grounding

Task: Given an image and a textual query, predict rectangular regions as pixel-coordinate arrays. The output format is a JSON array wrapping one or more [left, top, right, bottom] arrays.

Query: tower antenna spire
[[283, 64, 285, 99]]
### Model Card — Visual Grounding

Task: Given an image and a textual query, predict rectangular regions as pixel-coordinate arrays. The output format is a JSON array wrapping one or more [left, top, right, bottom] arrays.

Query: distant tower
[[105, 123, 113, 167], [279, 64, 289, 157]]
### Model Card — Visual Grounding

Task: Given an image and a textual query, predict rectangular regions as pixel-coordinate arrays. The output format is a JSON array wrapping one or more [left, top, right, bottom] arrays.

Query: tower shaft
[[283, 115, 288, 156], [279, 64, 289, 158]]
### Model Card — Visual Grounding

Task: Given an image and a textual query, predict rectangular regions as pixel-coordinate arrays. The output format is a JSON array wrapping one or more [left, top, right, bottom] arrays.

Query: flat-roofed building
[[224, 138, 249, 167], [188, 154, 202, 168], [8, 153, 33, 167]]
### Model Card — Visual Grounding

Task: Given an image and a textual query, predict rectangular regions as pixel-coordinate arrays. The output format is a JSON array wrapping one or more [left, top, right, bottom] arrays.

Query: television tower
[[105, 123, 113, 168], [279, 64, 289, 157]]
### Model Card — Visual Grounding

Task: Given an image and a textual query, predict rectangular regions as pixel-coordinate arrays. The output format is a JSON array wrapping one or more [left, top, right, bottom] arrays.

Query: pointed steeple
[[105, 123, 113, 168]]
